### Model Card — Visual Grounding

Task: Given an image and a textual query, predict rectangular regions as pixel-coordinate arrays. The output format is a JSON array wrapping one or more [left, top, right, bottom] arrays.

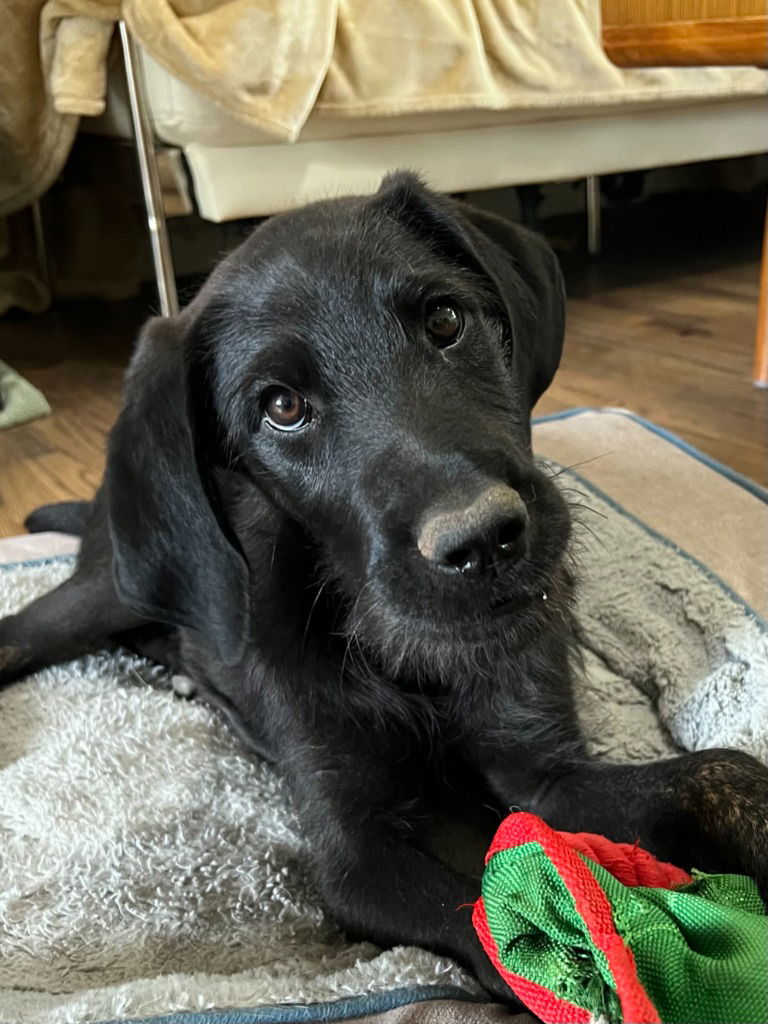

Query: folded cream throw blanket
[[0, 410, 765, 1024]]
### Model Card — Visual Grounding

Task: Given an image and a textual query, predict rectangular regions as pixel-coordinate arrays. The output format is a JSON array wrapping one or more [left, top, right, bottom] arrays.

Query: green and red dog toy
[[473, 812, 767, 1023]]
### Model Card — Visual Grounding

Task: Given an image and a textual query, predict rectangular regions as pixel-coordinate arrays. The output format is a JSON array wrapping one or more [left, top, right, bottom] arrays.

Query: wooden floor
[[1, 187, 766, 538]]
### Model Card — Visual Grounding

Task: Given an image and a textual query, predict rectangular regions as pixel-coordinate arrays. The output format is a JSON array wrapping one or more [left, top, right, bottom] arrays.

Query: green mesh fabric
[[482, 842, 768, 1024]]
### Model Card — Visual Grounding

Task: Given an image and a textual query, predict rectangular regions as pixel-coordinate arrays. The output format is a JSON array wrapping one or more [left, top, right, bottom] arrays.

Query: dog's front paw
[[676, 748, 768, 896]]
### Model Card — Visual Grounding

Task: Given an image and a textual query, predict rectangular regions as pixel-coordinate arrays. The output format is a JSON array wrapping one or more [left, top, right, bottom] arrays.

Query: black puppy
[[1, 173, 766, 1003]]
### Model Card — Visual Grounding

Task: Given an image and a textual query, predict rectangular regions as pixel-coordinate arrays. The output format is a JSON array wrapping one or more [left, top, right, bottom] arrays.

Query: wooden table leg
[[755, 201, 768, 388]]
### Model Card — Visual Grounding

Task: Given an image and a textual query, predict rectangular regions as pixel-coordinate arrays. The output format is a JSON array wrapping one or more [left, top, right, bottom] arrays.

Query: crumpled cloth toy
[[472, 812, 767, 1023]]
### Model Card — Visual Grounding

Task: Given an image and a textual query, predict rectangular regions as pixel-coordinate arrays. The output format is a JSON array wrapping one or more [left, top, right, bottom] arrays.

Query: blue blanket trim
[[0, 553, 75, 571], [533, 407, 768, 505], [96, 984, 480, 1024]]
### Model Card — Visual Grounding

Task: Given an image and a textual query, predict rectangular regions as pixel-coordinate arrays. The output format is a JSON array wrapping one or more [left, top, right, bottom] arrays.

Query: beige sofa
[[137, 51, 768, 224], [5, 4, 767, 298]]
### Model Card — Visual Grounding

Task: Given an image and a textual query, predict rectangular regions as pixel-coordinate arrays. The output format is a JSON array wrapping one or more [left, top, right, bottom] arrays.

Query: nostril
[[495, 515, 528, 559], [442, 546, 484, 575], [497, 518, 525, 550]]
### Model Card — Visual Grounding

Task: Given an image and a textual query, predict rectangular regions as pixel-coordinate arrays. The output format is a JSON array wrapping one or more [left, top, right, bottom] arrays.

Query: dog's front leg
[[477, 736, 768, 896], [279, 739, 517, 1004], [534, 751, 768, 894]]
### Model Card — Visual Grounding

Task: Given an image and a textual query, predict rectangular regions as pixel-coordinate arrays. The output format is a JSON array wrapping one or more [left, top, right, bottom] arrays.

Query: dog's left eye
[[425, 302, 463, 347], [262, 388, 311, 431]]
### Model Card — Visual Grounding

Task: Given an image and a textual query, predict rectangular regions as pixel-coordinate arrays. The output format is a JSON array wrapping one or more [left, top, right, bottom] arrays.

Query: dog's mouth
[[431, 552, 559, 625], [343, 570, 569, 681], [489, 591, 542, 617], [464, 582, 552, 631], [349, 568, 564, 649]]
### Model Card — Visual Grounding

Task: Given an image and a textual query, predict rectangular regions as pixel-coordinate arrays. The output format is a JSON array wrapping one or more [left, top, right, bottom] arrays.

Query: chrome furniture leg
[[31, 199, 51, 288], [586, 175, 602, 257], [119, 20, 179, 317]]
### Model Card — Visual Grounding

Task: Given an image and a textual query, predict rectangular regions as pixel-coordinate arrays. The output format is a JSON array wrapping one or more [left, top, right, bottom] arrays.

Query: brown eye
[[263, 388, 310, 431], [425, 302, 463, 347]]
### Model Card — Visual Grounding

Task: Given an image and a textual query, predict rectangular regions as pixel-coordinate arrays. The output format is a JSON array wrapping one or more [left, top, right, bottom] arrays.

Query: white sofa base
[[183, 97, 768, 221]]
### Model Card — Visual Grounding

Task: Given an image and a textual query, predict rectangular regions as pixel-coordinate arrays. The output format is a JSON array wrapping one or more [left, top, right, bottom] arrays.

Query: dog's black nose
[[417, 486, 528, 576]]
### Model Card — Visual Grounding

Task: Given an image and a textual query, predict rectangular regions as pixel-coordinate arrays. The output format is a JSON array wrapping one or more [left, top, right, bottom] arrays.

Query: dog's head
[[107, 173, 571, 673]]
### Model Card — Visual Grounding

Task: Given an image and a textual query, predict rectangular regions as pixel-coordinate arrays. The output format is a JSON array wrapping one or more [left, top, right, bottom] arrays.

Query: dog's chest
[[337, 675, 476, 776]]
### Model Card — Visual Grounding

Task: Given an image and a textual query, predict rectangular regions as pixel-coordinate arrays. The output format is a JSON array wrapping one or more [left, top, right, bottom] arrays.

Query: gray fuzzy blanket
[[0, 466, 766, 1024]]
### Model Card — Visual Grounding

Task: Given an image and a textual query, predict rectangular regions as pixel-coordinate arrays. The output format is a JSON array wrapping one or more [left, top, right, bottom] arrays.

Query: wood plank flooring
[[1, 188, 766, 538], [1, 302, 134, 537], [536, 259, 768, 482]]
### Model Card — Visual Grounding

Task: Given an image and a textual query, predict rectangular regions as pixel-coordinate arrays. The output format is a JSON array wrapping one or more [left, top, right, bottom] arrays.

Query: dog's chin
[[347, 565, 574, 682]]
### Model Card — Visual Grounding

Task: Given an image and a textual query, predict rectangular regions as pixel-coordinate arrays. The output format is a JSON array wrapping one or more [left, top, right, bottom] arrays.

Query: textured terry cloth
[[0, 556, 482, 1024], [475, 813, 768, 1024], [0, 409, 766, 1023], [0, 360, 51, 430]]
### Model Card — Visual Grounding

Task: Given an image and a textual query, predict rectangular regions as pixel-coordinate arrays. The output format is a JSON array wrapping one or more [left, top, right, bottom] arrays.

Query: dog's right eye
[[425, 301, 463, 348], [262, 388, 311, 431]]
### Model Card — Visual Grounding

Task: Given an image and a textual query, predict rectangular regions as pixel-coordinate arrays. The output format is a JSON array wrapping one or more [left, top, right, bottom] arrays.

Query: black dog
[[1, 173, 766, 1003]]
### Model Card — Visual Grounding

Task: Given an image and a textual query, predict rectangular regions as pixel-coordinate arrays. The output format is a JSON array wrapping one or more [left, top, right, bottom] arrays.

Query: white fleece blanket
[[0, 464, 766, 1024]]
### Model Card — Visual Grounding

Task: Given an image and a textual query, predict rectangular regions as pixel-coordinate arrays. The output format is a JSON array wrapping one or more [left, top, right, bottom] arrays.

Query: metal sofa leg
[[119, 20, 179, 317], [586, 175, 602, 257], [754, 201, 768, 389], [31, 199, 51, 288]]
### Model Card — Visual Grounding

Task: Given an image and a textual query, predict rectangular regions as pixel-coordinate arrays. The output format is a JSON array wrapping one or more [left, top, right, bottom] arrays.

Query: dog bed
[[0, 408, 765, 1024]]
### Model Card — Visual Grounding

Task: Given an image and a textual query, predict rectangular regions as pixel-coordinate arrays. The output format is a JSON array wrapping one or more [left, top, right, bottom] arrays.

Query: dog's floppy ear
[[106, 314, 249, 664], [375, 172, 565, 409]]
